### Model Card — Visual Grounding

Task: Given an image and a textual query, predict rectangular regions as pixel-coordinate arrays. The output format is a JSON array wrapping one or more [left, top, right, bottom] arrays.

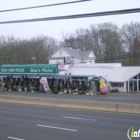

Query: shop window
[[111, 82, 124, 87]]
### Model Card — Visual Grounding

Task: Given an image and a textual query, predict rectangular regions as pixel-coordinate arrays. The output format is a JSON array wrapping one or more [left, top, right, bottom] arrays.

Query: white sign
[[40, 77, 49, 92], [65, 57, 72, 64], [58, 62, 65, 70]]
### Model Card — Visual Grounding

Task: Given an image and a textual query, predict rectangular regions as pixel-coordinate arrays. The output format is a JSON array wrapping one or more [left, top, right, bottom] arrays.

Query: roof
[[48, 47, 95, 59], [63, 48, 82, 58], [66, 64, 140, 82], [66, 66, 112, 77], [63, 48, 95, 59], [73, 63, 122, 67], [107, 67, 140, 82], [80, 51, 92, 58]]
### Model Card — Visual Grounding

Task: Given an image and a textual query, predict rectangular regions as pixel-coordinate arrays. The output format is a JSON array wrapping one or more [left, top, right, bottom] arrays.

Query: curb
[[0, 95, 139, 114]]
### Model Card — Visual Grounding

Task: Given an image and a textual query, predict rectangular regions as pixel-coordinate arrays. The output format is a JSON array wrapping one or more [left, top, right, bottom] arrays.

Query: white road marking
[[8, 136, 25, 140], [69, 98, 92, 101], [61, 116, 97, 121], [37, 124, 77, 132]]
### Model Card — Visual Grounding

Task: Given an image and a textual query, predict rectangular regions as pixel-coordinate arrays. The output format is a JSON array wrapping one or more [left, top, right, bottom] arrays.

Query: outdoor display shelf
[[46, 76, 91, 94]]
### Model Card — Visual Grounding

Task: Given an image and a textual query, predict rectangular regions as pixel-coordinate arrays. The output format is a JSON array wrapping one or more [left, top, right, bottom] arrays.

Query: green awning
[[0, 64, 58, 74], [92, 76, 105, 81]]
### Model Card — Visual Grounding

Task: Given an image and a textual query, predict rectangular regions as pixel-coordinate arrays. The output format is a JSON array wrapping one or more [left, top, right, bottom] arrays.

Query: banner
[[40, 77, 49, 92]]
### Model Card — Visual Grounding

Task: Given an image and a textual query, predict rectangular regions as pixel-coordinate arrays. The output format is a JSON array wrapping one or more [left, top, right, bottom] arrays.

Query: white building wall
[[49, 58, 64, 64], [124, 82, 127, 92], [73, 58, 83, 63], [52, 49, 70, 57], [111, 82, 126, 92], [82, 58, 95, 63], [88, 52, 94, 58], [111, 87, 126, 92]]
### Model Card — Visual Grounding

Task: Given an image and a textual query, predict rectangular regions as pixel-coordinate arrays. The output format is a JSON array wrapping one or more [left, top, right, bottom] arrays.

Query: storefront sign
[[64, 57, 72, 64], [58, 62, 65, 70], [0, 64, 58, 74]]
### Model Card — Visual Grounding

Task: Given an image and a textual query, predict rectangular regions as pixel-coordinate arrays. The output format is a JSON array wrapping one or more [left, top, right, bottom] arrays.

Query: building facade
[[47, 47, 96, 64]]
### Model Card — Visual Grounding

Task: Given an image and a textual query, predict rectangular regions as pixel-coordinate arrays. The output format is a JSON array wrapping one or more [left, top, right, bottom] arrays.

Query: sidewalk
[[0, 91, 140, 114], [104, 92, 140, 100], [0, 90, 140, 104]]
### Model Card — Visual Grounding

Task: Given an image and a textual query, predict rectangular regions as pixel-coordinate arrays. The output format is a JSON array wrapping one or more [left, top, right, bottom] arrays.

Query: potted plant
[[13, 86, 17, 91], [23, 87, 27, 92], [17, 86, 22, 92], [78, 84, 82, 94], [58, 89, 63, 94], [0, 85, 2, 91], [30, 87, 35, 93], [22, 82, 27, 92], [7, 82, 11, 91], [0, 83, 6, 91], [24, 86, 27, 92], [63, 88, 67, 94], [29, 82, 35, 93], [68, 87, 72, 94], [53, 82, 58, 94], [73, 88, 78, 95], [46, 89, 52, 94], [18, 86, 22, 92]]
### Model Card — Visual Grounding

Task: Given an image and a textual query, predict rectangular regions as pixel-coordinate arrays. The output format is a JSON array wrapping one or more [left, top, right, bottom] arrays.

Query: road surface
[[0, 102, 139, 140]]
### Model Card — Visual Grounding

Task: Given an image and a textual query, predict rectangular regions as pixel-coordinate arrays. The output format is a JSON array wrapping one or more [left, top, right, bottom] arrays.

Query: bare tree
[[0, 35, 59, 65], [61, 22, 123, 63], [121, 22, 140, 65]]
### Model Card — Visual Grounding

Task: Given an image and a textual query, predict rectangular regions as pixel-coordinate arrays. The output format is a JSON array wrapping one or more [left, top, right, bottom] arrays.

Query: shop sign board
[[64, 57, 72, 64], [58, 62, 65, 70], [0, 64, 58, 74]]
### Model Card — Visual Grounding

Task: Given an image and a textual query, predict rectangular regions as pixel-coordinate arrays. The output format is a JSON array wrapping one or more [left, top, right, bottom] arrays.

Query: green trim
[[92, 76, 104, 81]]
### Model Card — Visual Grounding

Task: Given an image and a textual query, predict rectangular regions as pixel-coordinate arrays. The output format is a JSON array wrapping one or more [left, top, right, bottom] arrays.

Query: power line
[[0, 15, 59, 36], [0, 8, 140, 24], [0, 0, 92, 13], [96, 53, 140, 62]]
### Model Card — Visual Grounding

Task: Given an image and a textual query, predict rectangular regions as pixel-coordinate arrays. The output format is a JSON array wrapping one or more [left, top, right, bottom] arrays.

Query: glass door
[[134, 80, 137, 92], [129, 80, 138, 92]]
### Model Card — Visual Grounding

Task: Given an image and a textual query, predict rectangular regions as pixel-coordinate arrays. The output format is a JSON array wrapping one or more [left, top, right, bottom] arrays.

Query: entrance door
[[129, 80, 138, 92]]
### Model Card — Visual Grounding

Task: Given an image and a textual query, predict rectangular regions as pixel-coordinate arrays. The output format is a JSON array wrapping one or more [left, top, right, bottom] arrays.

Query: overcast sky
[[0, 0, 140, 40]]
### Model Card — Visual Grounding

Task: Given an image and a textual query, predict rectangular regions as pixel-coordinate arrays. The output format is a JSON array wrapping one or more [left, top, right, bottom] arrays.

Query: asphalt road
[[0, 90, 140, 104], [0, 103, 140, 140]]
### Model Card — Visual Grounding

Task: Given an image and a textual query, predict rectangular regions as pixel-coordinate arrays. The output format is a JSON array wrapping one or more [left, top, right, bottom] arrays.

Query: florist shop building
[[0, 64, 92, 94], [0, 64, 59, 92]]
